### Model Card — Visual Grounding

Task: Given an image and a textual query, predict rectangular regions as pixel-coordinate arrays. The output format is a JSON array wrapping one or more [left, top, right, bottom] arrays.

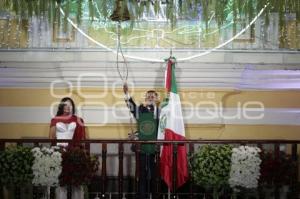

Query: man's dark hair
[[146, 90, 158, 96]]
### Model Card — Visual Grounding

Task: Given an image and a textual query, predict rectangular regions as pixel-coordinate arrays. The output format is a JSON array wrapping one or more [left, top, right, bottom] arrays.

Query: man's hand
[[123, 83, 128, 94]]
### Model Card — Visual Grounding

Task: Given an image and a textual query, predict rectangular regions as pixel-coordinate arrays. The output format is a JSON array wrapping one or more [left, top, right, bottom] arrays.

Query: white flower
[[229, 146, 261, 190], [31, 147, 62, 186]]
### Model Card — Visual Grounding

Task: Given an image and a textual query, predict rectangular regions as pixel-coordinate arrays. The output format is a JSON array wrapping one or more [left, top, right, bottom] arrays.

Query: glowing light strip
[[59, 3, 269, 62], [178, 3, 269, 61]]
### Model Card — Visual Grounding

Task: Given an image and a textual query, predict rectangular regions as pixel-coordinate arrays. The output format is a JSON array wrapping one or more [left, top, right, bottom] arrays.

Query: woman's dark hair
[[56, 97, 76, 116]]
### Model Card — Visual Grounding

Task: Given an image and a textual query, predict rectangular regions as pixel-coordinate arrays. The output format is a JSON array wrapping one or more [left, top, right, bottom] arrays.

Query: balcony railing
[[0, 139, 299, 199]]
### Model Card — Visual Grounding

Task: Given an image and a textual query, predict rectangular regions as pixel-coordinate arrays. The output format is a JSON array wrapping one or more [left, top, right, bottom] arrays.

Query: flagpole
[[167, 57, 171, 199], [166, 57, 171, 199]]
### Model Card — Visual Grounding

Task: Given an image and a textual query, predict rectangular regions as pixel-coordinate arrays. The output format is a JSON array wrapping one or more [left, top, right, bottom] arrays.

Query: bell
[[110, 0, 131, 22]]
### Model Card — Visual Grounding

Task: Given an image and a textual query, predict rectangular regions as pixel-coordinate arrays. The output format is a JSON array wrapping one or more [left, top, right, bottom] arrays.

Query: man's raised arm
[[123, 83, 138, 118]]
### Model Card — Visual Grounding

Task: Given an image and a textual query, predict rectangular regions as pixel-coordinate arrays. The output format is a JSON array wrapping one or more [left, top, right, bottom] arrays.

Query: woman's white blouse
[[55, 122, 76, 146]]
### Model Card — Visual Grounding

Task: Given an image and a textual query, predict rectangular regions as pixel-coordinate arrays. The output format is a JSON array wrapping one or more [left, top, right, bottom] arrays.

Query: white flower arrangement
[[229, 146, 262, 190], [31, 146, 62, 186]]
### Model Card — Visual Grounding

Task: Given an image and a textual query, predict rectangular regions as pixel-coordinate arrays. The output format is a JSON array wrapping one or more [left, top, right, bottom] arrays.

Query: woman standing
[[49, 97, 87, 199], [49, 97, 86, 145]]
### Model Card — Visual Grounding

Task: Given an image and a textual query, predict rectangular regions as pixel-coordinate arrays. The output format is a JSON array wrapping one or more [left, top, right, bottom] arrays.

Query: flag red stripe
[[160, 128, 189, 189], [165, 60, 172, 92]]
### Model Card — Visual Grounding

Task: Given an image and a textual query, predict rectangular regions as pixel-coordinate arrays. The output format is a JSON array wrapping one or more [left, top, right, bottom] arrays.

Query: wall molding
[[0, 106, 299, 126]]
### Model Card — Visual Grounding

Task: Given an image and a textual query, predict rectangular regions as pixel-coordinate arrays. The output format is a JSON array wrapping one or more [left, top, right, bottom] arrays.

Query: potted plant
[[189, 144, 233, 199], [59, 147, 98, 199], [0, 146, 34, 199], [229, 146, 262, 198], [260, 150, 297, 199], [31, 146, 62, 198]]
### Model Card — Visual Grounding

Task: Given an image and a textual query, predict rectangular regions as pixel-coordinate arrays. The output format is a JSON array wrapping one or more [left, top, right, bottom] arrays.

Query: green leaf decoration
[[100, 0, 108, 19], [154, 0, 160, 16], [76, 0, 82, 24], [0, 0, 298, 47], [89, 0, 95, 21], [201, 0, 209, 30], [63, 0, 70, 32], [146, 0, 150, 16], [138, 2, 145, 19]]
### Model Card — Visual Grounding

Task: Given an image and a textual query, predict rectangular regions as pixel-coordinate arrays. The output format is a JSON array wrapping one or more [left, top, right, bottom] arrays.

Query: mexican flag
[[158, 58, 189, 189]]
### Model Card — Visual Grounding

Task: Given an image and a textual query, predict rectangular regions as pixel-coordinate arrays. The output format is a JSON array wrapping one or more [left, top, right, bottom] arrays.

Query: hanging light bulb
[[110, 0, 130, 22]]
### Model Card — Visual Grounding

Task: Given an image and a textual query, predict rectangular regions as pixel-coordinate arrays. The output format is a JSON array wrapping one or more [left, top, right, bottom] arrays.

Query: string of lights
[[59, 3, 269, 62]]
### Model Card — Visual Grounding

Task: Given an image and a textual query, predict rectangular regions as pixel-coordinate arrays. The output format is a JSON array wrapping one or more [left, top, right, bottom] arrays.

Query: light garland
[[59, 3, 269, 62]]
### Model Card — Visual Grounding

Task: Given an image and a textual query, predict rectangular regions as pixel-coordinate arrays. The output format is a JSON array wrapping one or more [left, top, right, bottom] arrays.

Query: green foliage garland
[[0, 0, 298, 27]]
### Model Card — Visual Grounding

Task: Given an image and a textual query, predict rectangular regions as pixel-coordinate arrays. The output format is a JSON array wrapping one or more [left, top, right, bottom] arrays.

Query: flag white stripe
[[167, 92, 185, 137]]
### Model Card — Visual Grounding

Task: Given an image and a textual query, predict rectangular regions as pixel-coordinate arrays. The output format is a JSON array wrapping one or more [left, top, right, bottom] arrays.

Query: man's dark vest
[[137, 111, 157, 154]]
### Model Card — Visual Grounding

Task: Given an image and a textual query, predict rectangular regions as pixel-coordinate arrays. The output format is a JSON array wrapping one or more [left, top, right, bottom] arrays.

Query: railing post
[[257, 143, 263, 199], [14, 186, 21, 199], [118, 143, 124, 199], [0, 140, 4, 199], [172, 143, 178, 199], [1, 186, 3, 199], [50, 187, 55, 199], [85, 142, 90, 152], [33, 141, 39, 147], [274, 144, 280, 199], [154, 143, 161, 199], [101, 143, 107, 198], [67, 185, 72, 199], [135, 143, 141, 199], [189, 143, 195, 199], [0, 141, 4, 151], [32, 186, 38, 199], [50, 139, 57, 147], [291, 144, 299, 198], [16, 140, 21, 146], [135, 143, 141, 198]]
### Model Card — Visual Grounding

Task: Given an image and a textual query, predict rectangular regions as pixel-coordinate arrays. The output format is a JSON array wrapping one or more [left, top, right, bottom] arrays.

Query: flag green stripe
[[171, 62, 177, 94]]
